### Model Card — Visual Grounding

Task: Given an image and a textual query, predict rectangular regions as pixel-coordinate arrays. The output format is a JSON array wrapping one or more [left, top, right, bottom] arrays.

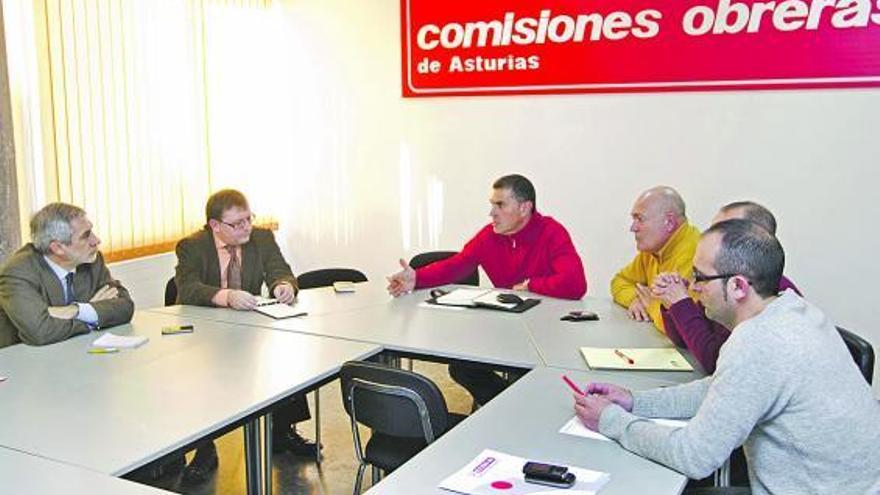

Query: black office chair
[[339, 361, 466, 494], [837, 326, 875, 384], [409, 251, 479, 286], [164, 277, 177, 306], [297, 268, 368, 290]]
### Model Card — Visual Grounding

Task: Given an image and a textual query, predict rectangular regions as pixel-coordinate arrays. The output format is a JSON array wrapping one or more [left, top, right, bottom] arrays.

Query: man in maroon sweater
[[652, 201, 801, 374], [387, 174, 587, 406]]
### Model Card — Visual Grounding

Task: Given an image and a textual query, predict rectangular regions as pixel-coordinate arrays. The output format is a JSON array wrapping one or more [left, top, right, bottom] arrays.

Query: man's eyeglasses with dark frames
[[691, 269, 739, 284], [220, 214, 255, 230]]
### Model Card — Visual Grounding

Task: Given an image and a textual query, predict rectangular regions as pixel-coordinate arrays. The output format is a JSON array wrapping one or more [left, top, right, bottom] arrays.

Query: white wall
[[113, 0, 879, 393]]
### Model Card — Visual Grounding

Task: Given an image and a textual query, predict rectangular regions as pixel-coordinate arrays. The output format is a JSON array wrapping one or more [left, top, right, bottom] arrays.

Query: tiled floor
[[133, 360, 474, 495]]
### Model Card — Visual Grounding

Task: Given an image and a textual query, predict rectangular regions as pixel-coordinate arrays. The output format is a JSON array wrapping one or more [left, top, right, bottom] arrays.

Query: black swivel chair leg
[[371, 466, 382, 485], [353, 462, 366, 495]]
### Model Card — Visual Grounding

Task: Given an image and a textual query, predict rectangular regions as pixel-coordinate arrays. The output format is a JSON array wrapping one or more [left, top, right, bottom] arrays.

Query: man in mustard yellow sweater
[[611, 186, 700, 332]]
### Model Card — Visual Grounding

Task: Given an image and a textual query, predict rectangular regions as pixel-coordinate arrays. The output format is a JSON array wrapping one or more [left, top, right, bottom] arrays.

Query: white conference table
[[0, 446, 176, 495], [4, 282, 700, 495], [0, 310, 380, 494], [149, 284, 704, 382], [365, 366, 688, 495]]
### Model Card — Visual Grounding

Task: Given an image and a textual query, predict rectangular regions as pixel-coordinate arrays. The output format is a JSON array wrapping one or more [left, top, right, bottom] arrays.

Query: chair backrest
[[339, 361, 451, 441], [164, 277, 178, 307], [297, 268, 368, 290], [837, 326, 875, 384], [409, 251, 479, 287]]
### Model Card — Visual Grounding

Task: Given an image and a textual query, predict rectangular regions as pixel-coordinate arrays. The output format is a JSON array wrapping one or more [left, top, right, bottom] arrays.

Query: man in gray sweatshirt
[[575, 219, 880, 495]]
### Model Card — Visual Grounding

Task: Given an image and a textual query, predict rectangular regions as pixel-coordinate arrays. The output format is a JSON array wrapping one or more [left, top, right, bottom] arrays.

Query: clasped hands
[[627, 272, 691, 322], [573, 382, 634, 431]]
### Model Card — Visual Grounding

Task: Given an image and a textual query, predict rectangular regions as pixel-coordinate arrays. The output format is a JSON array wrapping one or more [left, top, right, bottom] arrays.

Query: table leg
[[314, 389, 322, 465], [244, 419, 264, 495], [263, 414, 273, 495]]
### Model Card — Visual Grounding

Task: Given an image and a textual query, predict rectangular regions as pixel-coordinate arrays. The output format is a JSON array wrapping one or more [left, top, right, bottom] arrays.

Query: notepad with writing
[[579, 347, 693, 371]]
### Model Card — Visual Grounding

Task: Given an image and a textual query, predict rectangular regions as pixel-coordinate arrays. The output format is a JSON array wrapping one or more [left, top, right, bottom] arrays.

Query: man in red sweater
[[387, 174, 587, 406]]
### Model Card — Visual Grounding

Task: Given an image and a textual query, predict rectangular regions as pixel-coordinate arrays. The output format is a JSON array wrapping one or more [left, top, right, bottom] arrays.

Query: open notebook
[[579, 347, 694, 371], [429, 288, 540, 313]]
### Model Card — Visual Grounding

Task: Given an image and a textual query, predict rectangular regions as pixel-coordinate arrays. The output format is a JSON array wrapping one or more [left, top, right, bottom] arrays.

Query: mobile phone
[[560, 310, 599, 322], [161, 324, 194, 335], [522, 461, 576, 488]]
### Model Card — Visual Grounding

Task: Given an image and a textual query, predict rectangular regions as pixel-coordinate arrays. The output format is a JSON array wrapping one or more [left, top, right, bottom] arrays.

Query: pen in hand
[[562, 375, 585, 396]]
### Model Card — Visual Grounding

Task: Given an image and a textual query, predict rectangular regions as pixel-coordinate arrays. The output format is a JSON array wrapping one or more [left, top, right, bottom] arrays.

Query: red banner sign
[[400, 0, 880, 96]]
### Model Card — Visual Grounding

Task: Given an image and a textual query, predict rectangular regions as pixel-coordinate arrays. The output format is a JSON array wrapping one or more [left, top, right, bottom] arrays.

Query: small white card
[[333, 281, 356, 293], [92, 333, 148, 349], [439, 448, 609, 495]]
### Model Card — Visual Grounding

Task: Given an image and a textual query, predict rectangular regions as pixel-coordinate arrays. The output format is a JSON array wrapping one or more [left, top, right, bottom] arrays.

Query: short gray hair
[[719, 201, 777, 235], [704, 219, 784, 298], [30, 203, 87, 254]]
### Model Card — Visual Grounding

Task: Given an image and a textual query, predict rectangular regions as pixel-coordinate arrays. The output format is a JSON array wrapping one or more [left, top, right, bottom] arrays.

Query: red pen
[[614, 349, 635, 365], [562, 375, 585, 396]]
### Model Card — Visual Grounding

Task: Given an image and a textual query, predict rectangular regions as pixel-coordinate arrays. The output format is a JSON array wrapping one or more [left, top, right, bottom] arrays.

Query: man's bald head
[[629, 186, 688, 253], [638, 186, 687, 220]]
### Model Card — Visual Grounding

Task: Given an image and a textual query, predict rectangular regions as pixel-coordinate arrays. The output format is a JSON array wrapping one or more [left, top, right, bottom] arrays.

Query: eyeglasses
[[691, 269, 739, 284], [219, 214, 255, 230]]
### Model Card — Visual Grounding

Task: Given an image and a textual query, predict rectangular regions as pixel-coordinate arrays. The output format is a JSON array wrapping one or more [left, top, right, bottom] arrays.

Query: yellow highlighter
[[88, 347, 119, 354], [162, 325, 194, 335]]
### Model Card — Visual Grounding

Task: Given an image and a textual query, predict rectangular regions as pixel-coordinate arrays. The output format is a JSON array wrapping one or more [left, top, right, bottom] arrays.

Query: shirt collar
[[43, 255, 74, 281]]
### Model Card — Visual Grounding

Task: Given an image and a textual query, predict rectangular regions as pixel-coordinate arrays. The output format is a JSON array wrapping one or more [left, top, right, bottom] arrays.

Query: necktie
[[64, 272, 75, 305], [226, 245, 242, 290]]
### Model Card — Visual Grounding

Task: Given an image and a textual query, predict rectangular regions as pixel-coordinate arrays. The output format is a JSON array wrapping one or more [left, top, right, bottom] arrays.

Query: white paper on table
[[253, 301, 308, 319], [472, 290, 518, 310], [418, 302, 466, 311], [92, 332, 148, 349], [559, 416, 687, 442], [435, 288, 491, 307], [439, 448, 609, 495]]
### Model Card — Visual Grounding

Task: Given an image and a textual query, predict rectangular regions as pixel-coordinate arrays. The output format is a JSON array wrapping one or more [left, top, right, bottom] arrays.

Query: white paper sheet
[[559, 416, 687, 442], [439, 448, 609, 495]]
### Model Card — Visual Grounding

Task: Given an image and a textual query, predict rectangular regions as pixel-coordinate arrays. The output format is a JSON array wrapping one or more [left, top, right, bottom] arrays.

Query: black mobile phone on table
[[522, 461, 576, 488]]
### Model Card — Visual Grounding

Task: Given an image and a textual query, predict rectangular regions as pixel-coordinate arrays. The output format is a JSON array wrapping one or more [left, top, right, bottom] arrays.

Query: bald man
[[611, 186, 700, 332]]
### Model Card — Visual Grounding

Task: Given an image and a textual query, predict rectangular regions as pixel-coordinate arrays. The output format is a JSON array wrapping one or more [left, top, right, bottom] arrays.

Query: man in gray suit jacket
[[0, 203, 134, 349], [172, 189, 316, 485]]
